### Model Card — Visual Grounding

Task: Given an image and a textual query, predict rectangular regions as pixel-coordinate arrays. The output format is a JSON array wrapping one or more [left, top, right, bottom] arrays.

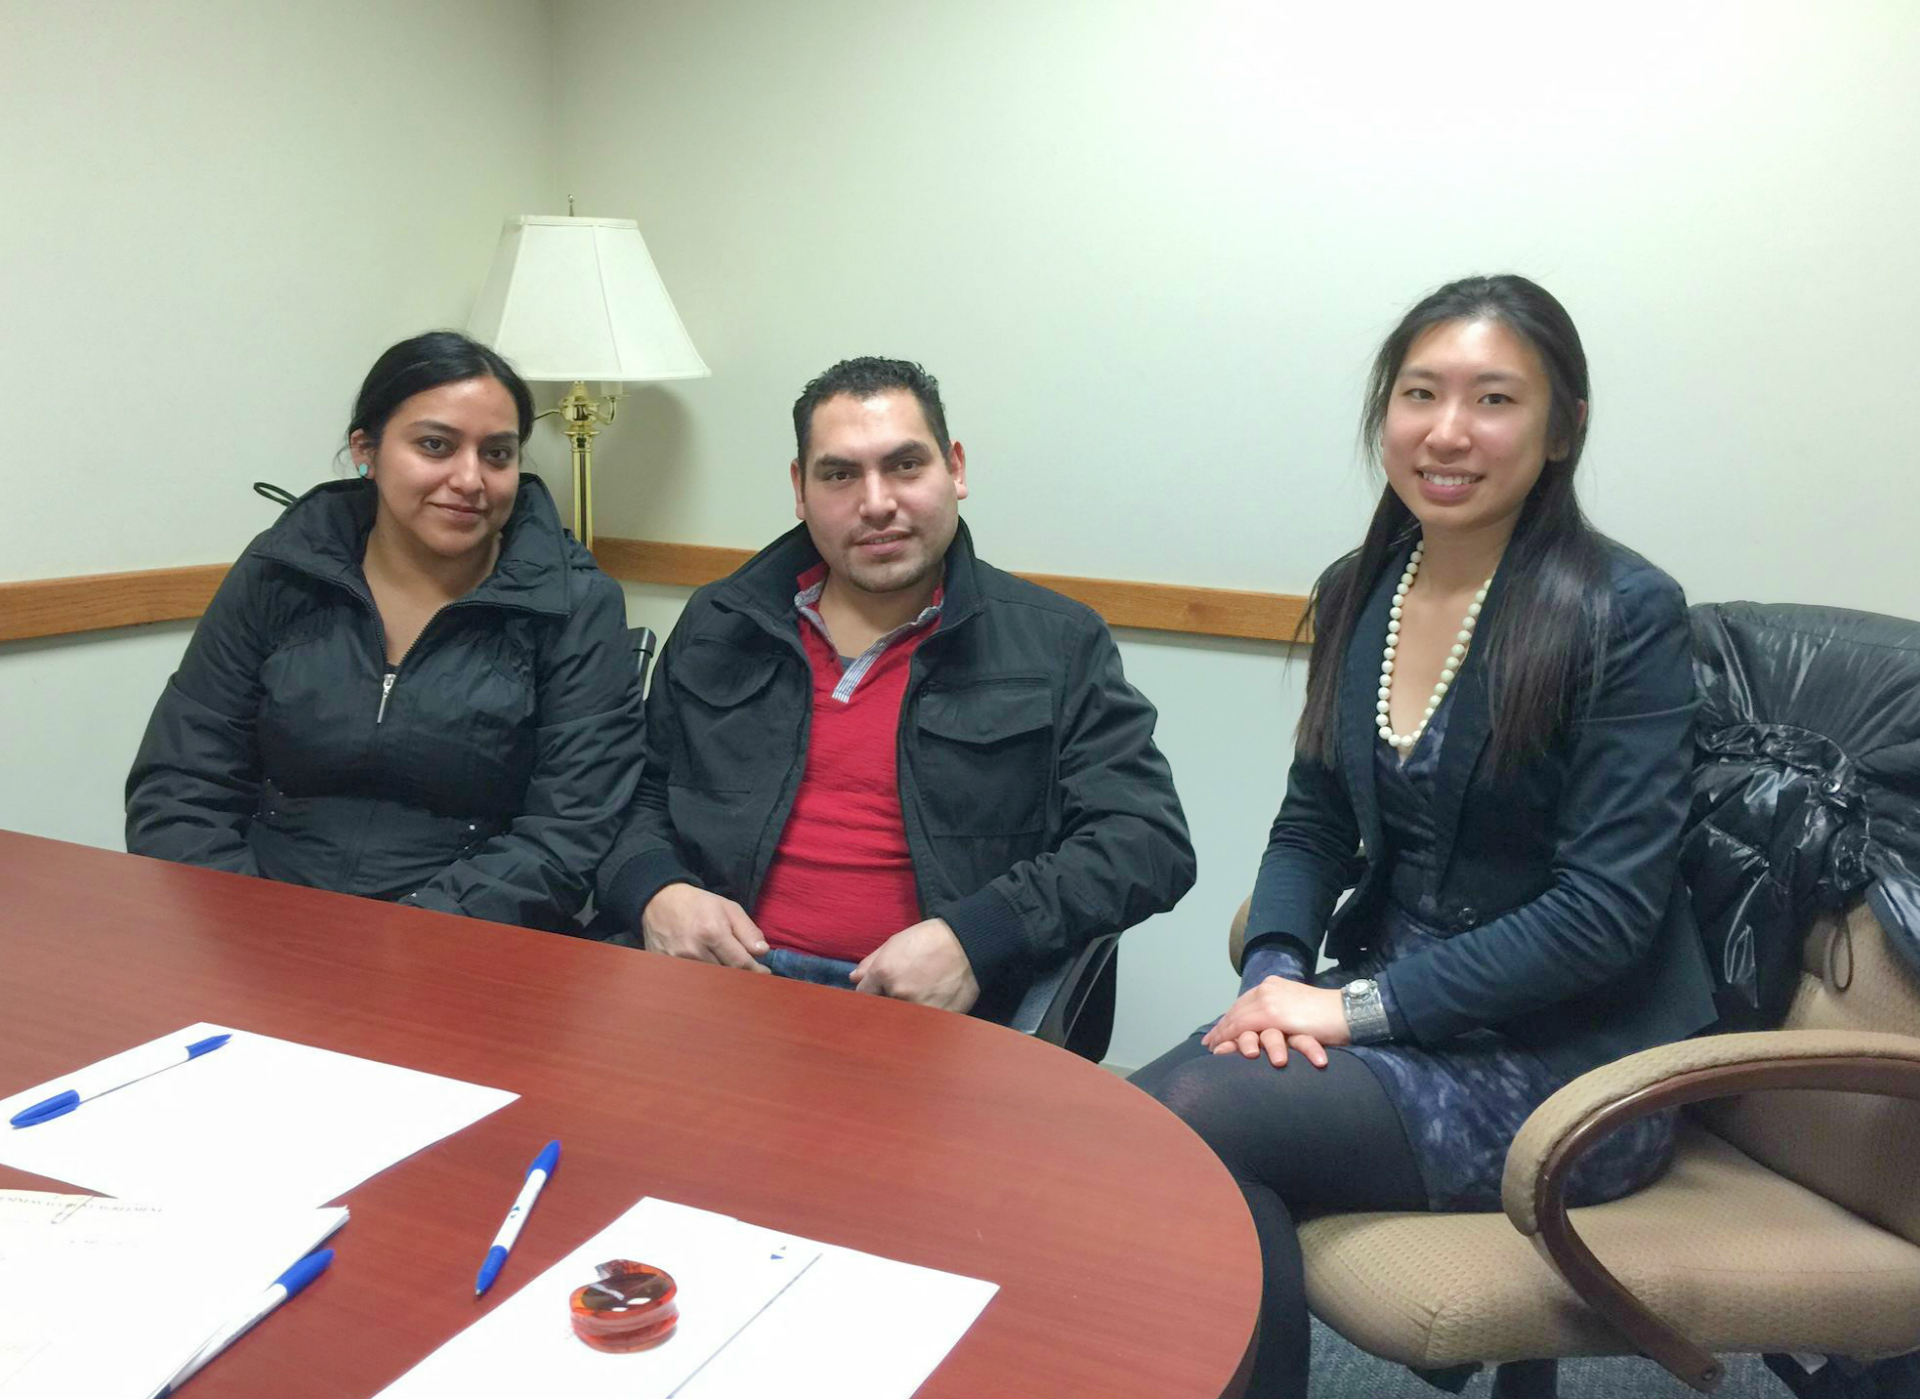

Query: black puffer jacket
[[126, 476, 644, 932], [1682, 602, 1920, 1027]]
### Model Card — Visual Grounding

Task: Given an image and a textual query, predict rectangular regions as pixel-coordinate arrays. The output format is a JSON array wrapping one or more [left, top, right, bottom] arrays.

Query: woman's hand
[[1202, 976, 1352, 1068]]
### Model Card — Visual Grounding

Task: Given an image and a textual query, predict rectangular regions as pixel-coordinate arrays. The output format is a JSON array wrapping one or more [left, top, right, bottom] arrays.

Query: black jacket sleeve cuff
[[600, 848, 701, 934], [402, 888, 462, 917], [935, 883, 1031, 995]]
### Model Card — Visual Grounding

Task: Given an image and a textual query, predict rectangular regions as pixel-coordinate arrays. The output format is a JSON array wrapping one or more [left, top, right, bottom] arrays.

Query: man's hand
[[640, 883, 771, 972], [851, 918, 980, 1013], [1200, 976, 1350, 1068]]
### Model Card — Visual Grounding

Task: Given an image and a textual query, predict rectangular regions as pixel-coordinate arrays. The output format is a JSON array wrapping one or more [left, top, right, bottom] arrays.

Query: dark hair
[[347, 330, 535, 447], [1297, 274, 1612, 772], [792, 357, 951, 463]]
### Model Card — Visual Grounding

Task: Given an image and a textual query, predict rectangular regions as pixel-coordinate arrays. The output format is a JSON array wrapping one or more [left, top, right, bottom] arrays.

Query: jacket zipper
[[345, 598, 541, 892], [370, 606, 454, 724], [366, 592, 546, 723], [898, 647, 940, 916], [254, 549, 545, 726], [371, 623, 433, 724], [746, 637, 815, 903]]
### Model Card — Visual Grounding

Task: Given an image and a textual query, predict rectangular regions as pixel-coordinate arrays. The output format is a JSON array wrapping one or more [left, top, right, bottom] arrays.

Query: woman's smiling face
[[353, 375, 522, 561], [1381, 317, 1560, 540]]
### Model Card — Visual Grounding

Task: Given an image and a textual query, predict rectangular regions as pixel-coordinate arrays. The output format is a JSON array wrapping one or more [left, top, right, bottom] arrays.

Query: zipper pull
[[377, 672, 396, 724]]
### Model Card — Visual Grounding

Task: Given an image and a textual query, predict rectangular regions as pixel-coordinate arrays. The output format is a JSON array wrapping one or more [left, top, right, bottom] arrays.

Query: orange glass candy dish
[[569, 1259, 680, 1352]]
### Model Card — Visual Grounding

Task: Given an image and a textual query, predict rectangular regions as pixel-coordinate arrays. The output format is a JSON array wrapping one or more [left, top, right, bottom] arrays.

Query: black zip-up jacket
[[594, 521, 1195, 1015], [126, 475, 644, 932]]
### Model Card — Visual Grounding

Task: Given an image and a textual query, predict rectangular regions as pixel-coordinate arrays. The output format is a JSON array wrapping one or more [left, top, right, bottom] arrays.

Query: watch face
[[1345, 979, 1374, 996]]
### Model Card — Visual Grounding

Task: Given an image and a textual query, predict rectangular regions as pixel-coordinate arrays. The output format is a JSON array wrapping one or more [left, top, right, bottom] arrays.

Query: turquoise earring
[[356, 460, 370, 478]]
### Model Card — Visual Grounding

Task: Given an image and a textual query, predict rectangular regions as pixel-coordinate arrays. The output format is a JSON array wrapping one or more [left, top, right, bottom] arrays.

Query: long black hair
[[1296, 275, 1612, 772], [347, 330, 535, 446]]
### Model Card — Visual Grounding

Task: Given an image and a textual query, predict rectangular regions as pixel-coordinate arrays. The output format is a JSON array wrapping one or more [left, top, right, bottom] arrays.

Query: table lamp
[[467, 212, 710, 548]]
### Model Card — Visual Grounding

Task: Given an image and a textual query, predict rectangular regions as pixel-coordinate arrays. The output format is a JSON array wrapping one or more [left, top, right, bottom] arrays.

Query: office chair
[[1227, 895, 1920, 1396], [1010, 934, 1120, 1062], [629, 625, 659, 692]]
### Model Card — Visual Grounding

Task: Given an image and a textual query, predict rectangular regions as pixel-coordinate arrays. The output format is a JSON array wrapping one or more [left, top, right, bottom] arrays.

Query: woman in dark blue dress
[[1131, 275, 1718, 1398]]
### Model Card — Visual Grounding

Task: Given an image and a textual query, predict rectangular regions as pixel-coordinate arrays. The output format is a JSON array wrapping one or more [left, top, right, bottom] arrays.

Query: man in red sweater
[[595, 359, 1192, 1026]]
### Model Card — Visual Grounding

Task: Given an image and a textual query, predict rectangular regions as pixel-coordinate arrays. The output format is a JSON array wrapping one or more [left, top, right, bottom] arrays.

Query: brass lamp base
[[543, 381, 621, 549]]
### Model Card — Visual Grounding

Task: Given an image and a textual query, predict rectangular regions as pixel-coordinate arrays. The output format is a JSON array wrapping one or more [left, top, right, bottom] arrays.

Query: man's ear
[[947, 441, 967, 500], [790, 458, 805, 520]]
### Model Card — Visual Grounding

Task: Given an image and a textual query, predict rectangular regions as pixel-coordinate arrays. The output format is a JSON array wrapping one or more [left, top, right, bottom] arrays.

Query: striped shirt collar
[[794, 565, 944, 703]]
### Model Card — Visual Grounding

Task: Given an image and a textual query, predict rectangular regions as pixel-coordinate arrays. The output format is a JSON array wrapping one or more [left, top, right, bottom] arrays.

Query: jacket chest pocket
[[669, 646, 788, 793], [909, 679, 1054, 836]]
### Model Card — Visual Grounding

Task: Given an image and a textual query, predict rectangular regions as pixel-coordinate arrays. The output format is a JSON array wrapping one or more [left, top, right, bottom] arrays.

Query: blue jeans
[[758, 947, 859, 990]]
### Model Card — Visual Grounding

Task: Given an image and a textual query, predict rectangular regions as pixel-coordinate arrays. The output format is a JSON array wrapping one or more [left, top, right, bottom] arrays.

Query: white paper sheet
[[0, 1190, 347, 1399], [376, 1197, 997, 1399], [678, 1243, 998, 1399], [377, 1198, 821, 1399], [0, 1023, 516, 1208]]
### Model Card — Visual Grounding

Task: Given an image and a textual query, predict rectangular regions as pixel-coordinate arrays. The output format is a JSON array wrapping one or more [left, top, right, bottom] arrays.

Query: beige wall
[[555, 0, 1920, 613], [4, 0, 1918, 1067]]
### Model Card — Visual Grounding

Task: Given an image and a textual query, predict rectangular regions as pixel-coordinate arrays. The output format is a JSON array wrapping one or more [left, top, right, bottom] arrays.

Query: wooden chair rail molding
[[0, 540, 1312, 646], [0, 565, 232, 644]]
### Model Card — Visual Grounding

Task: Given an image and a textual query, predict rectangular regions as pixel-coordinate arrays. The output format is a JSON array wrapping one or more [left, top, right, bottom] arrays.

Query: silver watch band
[[1342, 981, 1392, 1045]]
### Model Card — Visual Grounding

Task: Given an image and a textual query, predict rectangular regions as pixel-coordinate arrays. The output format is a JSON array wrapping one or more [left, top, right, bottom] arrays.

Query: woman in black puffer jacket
[[126, 331, 644, 932]]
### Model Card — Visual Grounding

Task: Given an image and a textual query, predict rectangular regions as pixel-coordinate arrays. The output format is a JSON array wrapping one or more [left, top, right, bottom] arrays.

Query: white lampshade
[[467, 215, 710, 383]]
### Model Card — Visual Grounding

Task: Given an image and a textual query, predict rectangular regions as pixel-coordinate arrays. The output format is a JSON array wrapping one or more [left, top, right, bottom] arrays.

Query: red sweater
[[752, 591, 939, 961]]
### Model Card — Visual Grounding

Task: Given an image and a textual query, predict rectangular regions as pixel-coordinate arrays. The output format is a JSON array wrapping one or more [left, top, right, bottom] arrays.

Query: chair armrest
[[1502, 1029, 1920, 1231], [1229, 896, 1251, 974], [1499, 1029, 1920, 1391], [1012, 933, 1120, 1061]]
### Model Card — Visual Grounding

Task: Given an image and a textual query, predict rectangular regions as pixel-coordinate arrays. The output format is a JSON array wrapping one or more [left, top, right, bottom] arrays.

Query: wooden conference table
[[0, 831, 1259, 1398]]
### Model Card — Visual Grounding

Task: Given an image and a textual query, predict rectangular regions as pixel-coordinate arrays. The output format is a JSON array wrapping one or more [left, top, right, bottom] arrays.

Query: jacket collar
[[249, 474, 574, 617], [712, 517, 985, 638]]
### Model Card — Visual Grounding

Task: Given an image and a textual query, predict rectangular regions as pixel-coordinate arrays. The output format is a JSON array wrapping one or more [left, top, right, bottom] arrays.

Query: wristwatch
[[1341, 978, 1392, 1045]]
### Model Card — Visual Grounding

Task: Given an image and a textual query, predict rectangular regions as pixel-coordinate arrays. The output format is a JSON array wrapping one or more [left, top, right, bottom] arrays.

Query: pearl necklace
[[1376, 543, 1493, 756]]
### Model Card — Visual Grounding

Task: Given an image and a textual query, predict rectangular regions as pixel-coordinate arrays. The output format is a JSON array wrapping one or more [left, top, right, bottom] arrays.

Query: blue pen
[[8, 1033, 231, 1129], [475, 1139, 561, 1296], [158, 1248, 335, 1396]]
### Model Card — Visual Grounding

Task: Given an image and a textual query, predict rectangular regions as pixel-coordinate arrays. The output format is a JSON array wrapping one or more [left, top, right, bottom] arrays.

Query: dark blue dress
[[1243, 695, 1676, 1211]]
